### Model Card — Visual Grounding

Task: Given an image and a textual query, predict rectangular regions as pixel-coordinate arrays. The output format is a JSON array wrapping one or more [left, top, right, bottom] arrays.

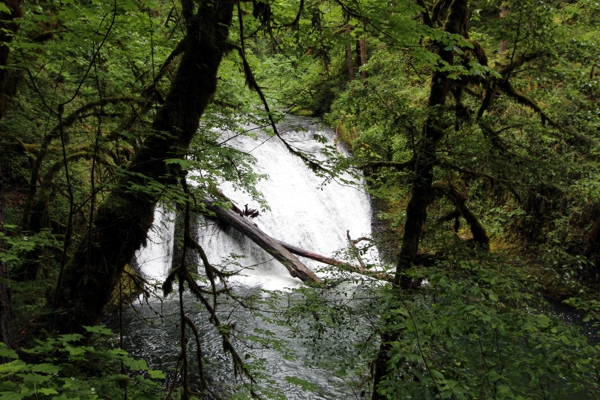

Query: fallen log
[[276, 240, 393, 282], [202, 195, 393, 283], [275, 240, 354, 269], [201, 199, 322, 283]]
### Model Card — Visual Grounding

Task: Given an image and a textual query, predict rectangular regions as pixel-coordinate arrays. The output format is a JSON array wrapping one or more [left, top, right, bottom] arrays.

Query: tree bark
[[0, 167, 15, 350], [51, 0, 235, 333], [202, 199, 321, 283], [171, 204, 201, 274], [360, 36, 368, 81], [278, 240, 354, 270], [0, 0, 22, 119], [346, 25, 354, 81]]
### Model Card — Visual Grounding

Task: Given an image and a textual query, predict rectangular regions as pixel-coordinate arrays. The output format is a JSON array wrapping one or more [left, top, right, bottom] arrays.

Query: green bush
[[0, 325, 165, 399]]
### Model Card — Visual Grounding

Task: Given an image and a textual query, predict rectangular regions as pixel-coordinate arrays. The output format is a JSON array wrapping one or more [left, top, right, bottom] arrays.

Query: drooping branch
[[0, 132, 38, 161], [439, 160, 510, 186], [231, 43, 332, 174], [282, 0, 305, 28], [497, 80, 559, 128], [23, 36, 184, 231], [437, 209, 461, 231], [478, 53, 558, 127]]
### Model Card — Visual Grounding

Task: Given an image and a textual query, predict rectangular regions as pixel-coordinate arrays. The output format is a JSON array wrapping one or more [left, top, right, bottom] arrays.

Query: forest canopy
[[1, 0, 600, 398]]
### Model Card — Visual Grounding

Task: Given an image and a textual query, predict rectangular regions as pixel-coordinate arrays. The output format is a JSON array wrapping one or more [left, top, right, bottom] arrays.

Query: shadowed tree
[[52, 0, 235, 333]]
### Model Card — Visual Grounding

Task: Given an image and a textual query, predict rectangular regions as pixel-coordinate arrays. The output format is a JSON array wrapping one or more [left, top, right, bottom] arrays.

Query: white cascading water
[[136, 116, 378, 288], [124, 117, 379, 399], [135, 208, 175, 282]]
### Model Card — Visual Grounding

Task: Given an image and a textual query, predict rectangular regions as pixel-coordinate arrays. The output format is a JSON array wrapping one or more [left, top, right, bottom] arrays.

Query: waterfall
[[123, 116, 379, 398], [136, 116, 378, 289]]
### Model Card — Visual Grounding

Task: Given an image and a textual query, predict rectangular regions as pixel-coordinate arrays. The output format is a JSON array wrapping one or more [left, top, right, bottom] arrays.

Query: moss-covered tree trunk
[[0, 167, 15, 350], [51, 0, 235, 333], [394, 0, 468, 287], [372, 1, 469, 398], [0, 0, 22, 118], [346, 25, 355, 81]]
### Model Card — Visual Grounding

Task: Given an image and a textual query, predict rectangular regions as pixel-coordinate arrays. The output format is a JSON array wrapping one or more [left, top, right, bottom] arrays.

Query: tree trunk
[[360, 36, 368, 81], [0, 167, 15, 350], [51, 0, 235, 333], [278, 240, 392, 282], [346, 25, 354, 81], [372, 1, 469, 398], [171, 204, 201, 274], [0, 0, 22, 119], [395, 0, 467, 286]]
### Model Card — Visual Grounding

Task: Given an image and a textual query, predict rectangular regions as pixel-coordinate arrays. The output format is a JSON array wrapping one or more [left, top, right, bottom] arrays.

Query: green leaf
[[64, 345, 87, 356], [17, 373, 51, 383], [164, 158, 194, 169], [431, 369, 445, 380], [147, 369, 165, 379], [0, 391, 26, 400], [39, 388, 59, 395], [536, 315, 551, 328], [83, 325, 114, 336], [30, 363, 60, 374], [0, 360, 26, 376], [122, 357, 149, 371], [0, 343, 18, 359], [284, 376, 319, 392], [59, 333, 84, 343], [488, 370, 502, 382]]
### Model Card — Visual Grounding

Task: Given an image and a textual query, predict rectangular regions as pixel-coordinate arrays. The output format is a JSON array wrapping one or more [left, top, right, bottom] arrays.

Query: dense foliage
[[1, 0, 600, 398]]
